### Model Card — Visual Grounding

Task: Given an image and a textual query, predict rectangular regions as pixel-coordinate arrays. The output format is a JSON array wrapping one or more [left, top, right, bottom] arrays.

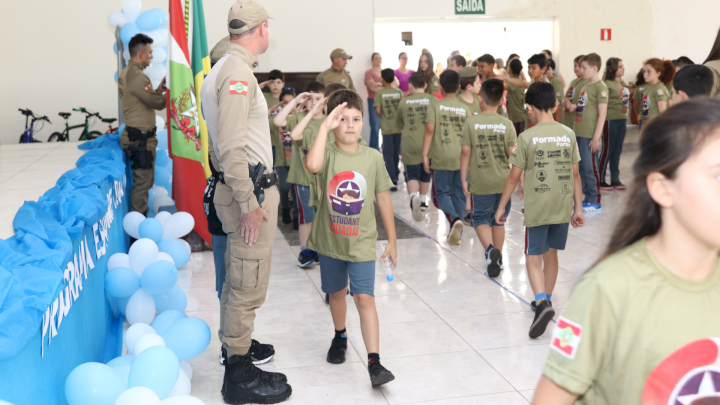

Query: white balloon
[[152, 48, 167, 64], [151, 79, 162, 90], [107, 11, 129, 29], [156, 252, 175, 266], [148, 64, 167, 82], [178, 239, 192, 257], [115, 386, 161, 405], [155, 28, 169, 47], [133, 333, 166, 356], [122, 0, 142, 22], [167, 369, 191, 397], [154, 211, 172, 225], [129, 238, 159, 276], [151, 185, 169, 196], [123, 211, 146, 239], [179, 361, 193, 380], [162, 212, 195, 239], [126, 288, 156, 325], [153, 195, 175, 214], [112, 364, 131, 386], [160, 396, 205, 405], [155, 115, 166, 130], [125, 323, 156, 354], [123, 47, 131, 61], [108, 253, 131, 271]]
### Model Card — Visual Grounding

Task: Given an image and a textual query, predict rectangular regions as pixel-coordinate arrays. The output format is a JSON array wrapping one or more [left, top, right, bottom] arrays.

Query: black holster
[[127, 126, 156, 170], [217, 163, 279, 206]]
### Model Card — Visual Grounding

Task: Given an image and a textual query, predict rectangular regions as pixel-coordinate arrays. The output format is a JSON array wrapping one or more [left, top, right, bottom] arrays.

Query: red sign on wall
[[601, 29, 612, 41]]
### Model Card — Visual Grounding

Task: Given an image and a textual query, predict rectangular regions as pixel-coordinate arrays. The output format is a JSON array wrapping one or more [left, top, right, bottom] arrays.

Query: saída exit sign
[[455, 0, 485, 15]]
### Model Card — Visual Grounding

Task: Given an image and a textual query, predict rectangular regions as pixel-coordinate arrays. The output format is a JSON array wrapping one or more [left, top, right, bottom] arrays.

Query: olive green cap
[[459, 66, 479, 78], [210, 35, 230, 64], [330, 48, 352, 60]]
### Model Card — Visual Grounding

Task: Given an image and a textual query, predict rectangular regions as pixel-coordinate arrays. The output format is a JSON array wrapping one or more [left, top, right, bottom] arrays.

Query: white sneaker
[[411, 195, 422, 221], [448, 220, 463, 245]]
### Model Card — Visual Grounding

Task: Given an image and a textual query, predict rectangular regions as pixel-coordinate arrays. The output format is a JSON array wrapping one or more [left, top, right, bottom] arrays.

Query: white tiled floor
[[176, 145, 638, 404]]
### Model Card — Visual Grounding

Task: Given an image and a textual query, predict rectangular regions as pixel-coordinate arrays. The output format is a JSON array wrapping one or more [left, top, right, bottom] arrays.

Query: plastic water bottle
[[376, 241, 395, 281]]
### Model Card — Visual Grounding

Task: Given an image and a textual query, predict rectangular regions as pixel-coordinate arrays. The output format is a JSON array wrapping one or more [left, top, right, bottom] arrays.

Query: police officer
[[118, 34, 166, 214], [316, 48, 357, 92], [201, 1, 291, 403]]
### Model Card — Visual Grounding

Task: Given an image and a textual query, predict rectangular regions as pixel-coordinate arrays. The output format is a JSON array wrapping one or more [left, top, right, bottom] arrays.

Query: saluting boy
[[374, 68, 404, 190], [460, 78, 517, 277]]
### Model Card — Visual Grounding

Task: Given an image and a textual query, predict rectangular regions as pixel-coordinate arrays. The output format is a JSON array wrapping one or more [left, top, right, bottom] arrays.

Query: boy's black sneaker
[[486, 247, 502, 278], [250, 339, 275, 365], [530, 300, 553, 312], [297, 249, 316, 268], [420, 201, 429, 211], [220, 347, 287, 383], [612, 181, 627, 190], [391, 185, 398, 192], [281, 208, 291, 224], [311, 250, 320, 264], [368, 360, 395, 387], [599, 181, 613, 191], [529, 300, 555, 339], [292, 218, 298, 230], [222, 354, 292, 405], [463, 212, 473, 227], [327, 336, 348, 364]]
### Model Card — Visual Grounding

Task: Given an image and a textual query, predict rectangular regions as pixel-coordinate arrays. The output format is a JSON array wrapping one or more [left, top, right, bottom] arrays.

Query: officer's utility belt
[[126, 126, 157, 170], [217, 163, 278, 205]]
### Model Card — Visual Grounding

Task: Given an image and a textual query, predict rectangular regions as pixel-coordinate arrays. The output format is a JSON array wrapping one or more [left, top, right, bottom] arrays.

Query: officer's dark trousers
[[120, 130, 157, 214]]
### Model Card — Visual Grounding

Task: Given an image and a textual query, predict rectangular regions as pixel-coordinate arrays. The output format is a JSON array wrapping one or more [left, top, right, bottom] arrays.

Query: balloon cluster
[[108, 0, 168, 89], [149, 116, 174, 217], [65, 211, 209, 405]]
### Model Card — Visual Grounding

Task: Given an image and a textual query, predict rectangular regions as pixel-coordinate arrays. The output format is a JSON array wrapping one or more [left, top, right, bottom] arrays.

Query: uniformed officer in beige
[[316, 48, 357, 92], [200, 1, 292, 403], [118, 33, 166, 214]]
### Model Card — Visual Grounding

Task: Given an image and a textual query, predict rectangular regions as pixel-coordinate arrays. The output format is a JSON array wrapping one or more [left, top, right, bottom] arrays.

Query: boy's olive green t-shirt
[[506, 81, 526, 124], [396, 93, 432, 166], [604, 80, 630, 121], [268, 118, 288, 167], [426, 73, 440, 95], [526, 77, 551, 130], [549, 75, 565, 124], [263, 93, 279, 108], [633, 84, 646, 119], [509, 122, 580, 227], [562, 78, 587, 129], [458, 93, 482, 117], [286, 112, 327, 186], [307, 143, 393, 262], [543, 238, 720, 405], [425, 98, 468, 171], [461, 112, 517, 195], [573, 80, 609, 139], [375, 87, 403, 135], [641, 81, 669, 123]]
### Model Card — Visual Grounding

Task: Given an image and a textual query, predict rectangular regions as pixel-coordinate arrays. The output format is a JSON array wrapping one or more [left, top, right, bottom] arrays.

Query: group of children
[[250, 48, 719, 394]]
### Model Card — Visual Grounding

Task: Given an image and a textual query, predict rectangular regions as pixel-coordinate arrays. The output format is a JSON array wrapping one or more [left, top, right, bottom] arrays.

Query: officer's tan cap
[[421, 48, 432, 55], [210, 35, 231, 65], [459, 66, 478, 78], [330, 48, 353, 60], [227, 0, 275, 35]]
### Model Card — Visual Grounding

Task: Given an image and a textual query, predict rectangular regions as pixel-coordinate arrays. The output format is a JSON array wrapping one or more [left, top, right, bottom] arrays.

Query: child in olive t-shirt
[[305, 89, 397, 388], [562, 55, 587, 131], [640, 59, 674, 134], [546, 59, 564, 123], [505, 58, 527, 135], [421, 69, 468, 245], [396, 72, 432, 221], [269, 88, 297, 226], [536, 98, 720, 405], [496, 82, 585, 339], [374, 68, 403, 188], [460, 79, 517, 277], [501, 54, 550, 131]]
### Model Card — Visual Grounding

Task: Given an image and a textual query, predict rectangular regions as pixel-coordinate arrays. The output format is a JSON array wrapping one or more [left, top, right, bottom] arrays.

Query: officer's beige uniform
[[202, 42, 278, 357], [118, 60, 166, 213], [316, 49, 357, 92]]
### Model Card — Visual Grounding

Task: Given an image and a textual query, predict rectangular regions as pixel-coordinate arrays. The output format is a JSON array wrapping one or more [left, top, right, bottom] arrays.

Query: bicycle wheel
[[48, 132, 62, 142], [86, 131, 102, 140]]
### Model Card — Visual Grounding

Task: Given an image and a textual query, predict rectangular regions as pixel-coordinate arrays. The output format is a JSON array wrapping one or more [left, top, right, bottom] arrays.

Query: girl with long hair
[[418, 52, 439, 98], [599, 57, 629, 190], [639, 58, 675, 136]]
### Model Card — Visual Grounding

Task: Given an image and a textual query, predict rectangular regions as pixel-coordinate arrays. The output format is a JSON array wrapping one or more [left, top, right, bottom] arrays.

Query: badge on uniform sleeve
[[551, 317, 583, 359], [230, 81, 249, 95], [511, 143, 518, 154], [658, 89, 664, 95], [144, 83, 152, 92], [601, 91, 607, 98]]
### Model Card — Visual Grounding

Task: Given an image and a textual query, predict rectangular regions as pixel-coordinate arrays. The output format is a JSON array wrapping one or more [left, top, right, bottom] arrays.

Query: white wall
[[1, 0, 718, 145]]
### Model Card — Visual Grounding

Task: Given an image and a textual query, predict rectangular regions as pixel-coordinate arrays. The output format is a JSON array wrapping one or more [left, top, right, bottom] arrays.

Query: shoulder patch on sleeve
[[551, 316, 583, 359], [230, 81, 249, 95], [144, 83, 152, 92], [601, 91, 607, 97], [511, 143, 518, 154], [658, 89, 664, 95]]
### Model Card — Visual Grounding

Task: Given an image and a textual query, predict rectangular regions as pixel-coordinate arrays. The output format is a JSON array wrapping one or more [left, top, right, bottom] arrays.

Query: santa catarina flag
[[191, 0, 211, 179]]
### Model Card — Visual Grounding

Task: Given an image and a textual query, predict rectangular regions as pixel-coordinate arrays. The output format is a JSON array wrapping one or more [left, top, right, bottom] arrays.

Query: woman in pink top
[[395, 52, 415, 97], [365, 52, 383, 150]]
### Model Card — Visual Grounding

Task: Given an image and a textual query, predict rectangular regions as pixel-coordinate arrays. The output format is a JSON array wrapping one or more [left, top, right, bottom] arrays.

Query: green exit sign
[[455, 0, 485, 14]]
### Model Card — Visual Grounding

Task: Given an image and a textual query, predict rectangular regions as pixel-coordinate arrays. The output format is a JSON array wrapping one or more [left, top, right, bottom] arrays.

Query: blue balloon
[[158, 239, 189, 268], [165, 180, 172, 197], [114, 71, 119, 83], [155, 167, 170, 188], [139, 218, 164, 243], [120, 22, 140, 44], [116, 295, 130, 316], [156, 149, 170, 166], [65, 362, 126, 405], [106, 354, 135, 368], [140, 260, 178, 294], [153, 285, 187, 313], [128, 346, 179, 399], [154, 9, 168, 27], [156, 129, 168, 150], [151, 310, 187, 335], [136, 9, 163, 31], [162, 317, 211, 361], [113, 42, 118, 54], [105, 267, 140, 298]]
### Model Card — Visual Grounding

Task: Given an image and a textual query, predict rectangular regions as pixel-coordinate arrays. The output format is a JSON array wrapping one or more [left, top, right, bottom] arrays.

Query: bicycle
[[18, 108, 51, 143], [99, 115, 119, 135], [47, 107, 103, 142]]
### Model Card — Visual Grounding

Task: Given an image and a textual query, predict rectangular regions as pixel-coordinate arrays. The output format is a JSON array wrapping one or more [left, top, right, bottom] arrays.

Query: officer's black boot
[[223, 353, 292, 405]]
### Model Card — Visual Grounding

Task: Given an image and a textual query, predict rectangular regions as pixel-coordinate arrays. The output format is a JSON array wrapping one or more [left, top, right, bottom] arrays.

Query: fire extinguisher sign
[[601, 29, 612, 41]]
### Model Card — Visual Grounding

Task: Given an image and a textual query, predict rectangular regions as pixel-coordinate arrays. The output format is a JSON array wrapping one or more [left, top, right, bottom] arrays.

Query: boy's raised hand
[[259, 80, 270, 89], [310, 97, 328, 115], [322, 102, 347, 130], [294, 92, 311, 105]]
